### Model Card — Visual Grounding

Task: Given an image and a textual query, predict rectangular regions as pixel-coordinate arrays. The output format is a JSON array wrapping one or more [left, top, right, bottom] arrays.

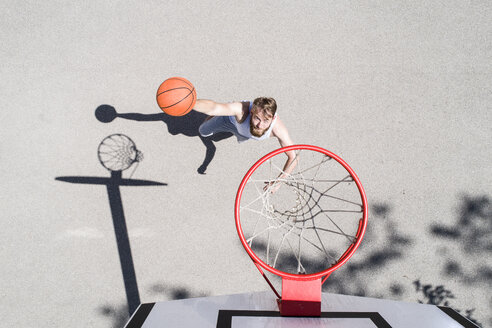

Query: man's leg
[[198, 115, 236, 137]]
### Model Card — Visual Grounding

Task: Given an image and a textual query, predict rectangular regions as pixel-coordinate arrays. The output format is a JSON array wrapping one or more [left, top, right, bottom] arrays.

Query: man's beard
[[250, 122, 268, 137]]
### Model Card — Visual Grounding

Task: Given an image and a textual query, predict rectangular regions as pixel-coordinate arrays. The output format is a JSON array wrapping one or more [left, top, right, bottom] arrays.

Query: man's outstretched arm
[[193, 99, 243, 118]]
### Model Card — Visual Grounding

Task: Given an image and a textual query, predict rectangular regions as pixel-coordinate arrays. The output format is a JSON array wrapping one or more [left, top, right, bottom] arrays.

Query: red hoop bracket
[[279, 278, 322, 316]]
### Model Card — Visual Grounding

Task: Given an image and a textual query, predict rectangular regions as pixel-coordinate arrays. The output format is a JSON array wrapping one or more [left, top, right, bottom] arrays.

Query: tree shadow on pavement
[[323, 202, 412, 298], [427, 194, 492, 327], [412, 279, 481, 327]]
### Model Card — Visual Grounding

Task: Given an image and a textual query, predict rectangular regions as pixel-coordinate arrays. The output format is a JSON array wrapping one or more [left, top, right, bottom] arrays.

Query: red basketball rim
[[235, 144, 368, 280]]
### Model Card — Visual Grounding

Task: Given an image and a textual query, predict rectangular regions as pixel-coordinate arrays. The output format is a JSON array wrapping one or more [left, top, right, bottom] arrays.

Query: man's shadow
[[95, 104, 232, 174]]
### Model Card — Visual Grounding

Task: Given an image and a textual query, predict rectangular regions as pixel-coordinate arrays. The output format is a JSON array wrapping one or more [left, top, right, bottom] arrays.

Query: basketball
[[156, 77, 197, 116]]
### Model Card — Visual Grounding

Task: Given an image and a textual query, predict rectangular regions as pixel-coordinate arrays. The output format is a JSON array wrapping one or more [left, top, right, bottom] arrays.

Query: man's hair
[[252, 97, 277, 118]]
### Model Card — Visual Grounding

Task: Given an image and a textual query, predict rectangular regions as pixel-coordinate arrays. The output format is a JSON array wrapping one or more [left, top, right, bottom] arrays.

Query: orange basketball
[[156, 77, 197, 116]]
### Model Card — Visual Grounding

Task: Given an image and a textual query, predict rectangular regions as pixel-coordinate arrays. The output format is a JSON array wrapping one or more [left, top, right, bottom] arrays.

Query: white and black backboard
[[124, 291, 478, 328]]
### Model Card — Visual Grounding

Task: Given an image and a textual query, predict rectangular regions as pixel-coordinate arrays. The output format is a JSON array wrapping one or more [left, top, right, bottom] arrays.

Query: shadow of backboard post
[[56, 134, 167, 315]]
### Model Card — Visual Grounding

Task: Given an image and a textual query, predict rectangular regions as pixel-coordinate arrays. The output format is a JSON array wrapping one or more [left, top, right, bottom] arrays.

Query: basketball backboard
[[124, 291, 478, 328]]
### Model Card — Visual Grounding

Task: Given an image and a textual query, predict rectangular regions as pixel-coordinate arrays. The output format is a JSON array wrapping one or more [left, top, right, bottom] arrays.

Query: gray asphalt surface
[[1, 1, 491, 327]]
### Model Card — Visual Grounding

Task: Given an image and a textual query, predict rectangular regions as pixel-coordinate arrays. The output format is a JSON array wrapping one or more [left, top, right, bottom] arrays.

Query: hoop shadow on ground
[[95, 104, 233, 174], [56, 171, 167, 316]]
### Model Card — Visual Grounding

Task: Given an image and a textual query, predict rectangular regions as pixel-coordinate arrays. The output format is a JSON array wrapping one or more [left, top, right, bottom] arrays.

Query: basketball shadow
[[95, 104, 233, 174]]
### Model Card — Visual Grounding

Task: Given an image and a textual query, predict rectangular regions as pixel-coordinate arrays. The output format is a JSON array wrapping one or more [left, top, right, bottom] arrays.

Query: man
[[194, 97, 297, 193]]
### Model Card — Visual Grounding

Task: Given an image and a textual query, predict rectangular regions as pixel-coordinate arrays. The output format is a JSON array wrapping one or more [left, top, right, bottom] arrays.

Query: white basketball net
[[238, 149, 364, 275]]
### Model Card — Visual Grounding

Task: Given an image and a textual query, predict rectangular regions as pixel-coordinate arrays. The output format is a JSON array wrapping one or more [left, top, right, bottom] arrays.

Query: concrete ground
[[1, 1, 491, 327]]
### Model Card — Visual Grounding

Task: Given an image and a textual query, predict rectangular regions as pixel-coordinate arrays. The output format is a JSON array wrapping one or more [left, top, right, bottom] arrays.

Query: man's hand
[[264, 180, 281, 194]]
